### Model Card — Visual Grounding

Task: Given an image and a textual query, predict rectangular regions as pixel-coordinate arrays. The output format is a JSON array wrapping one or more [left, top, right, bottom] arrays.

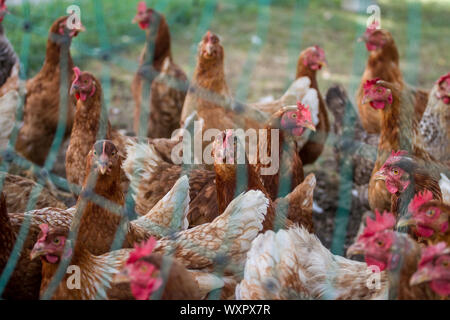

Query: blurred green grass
[[3, 0, 450, 130]]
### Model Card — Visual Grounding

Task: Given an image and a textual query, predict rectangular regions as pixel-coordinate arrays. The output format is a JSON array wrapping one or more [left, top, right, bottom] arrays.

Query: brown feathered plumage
[[65, 70, 127, 191], [256, 109, 304, 201], [0, 21, 19, 96], [0, 171, 66, 213], [15, 16, 82, 166], [132, 8, 187, 138], [0, 200, 73, 299], [367, 80, 433, 213], [356, 27, 428, 134], [72, 140, 149, 256], [296, 47, 330, 165]]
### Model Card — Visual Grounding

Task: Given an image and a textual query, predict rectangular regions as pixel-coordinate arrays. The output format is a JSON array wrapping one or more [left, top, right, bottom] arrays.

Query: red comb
[[360, 210, 396, 239], [366, 20, 379, 32], [206, 30, 212, 42], [73, 67, 81, 80], [297, 102, 312, 123], [408, 190, 434, 214], [363, 78, 381, 91], [313, 45, 325, 57], [419, 242, 449, 267], [437, 72, 450, 86], [380, 150, 408, 169], [127, 237, 157, 265], [137, 1, 147, 12]]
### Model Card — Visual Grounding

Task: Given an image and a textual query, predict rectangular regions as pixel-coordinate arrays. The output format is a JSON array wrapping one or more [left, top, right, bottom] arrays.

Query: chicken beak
[[205, 42, 213, 56], [97, 162, 108, 175], [346, 241, 366, 258], [70, 83, 78, 96], [302, 121, 316, 132], [396, 214, 416, 229], [410, 267, 433, 286], [357, 34, 368, 43], [373, 170, 386, 182], [30, 244, 46, 261], [77, 23, 86, 33]]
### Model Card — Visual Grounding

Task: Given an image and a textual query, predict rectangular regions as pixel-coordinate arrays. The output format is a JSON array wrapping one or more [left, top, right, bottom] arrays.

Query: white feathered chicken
[[236, 226, 388, 300]]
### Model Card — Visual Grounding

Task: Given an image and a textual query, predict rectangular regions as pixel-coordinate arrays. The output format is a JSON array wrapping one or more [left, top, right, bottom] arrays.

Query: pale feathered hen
[[153, 190, 269, 277], [236, 226, 389, 300]]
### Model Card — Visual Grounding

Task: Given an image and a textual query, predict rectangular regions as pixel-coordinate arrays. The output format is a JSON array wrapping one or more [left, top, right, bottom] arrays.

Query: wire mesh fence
[[0, 0, 449, 300]]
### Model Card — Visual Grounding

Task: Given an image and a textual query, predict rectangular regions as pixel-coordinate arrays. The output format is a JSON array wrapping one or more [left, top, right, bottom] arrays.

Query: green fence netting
[[0, 0, 439, 300]]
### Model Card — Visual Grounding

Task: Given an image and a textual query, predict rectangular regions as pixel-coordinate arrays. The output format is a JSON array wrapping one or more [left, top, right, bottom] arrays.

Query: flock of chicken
[[0, 0, 449, 300]]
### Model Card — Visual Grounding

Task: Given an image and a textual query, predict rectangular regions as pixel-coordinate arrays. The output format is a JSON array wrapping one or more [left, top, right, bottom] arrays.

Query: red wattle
[[365, 257, 387, 272]]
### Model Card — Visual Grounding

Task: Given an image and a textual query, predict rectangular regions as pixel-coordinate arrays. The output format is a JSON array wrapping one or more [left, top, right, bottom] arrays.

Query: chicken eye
[[376, 240, 384, 247], [291, 113, 297, 118], [53, 238, 60, 245], [93, 151, 97, 156], [442, 260, 449, 267], [111, 151, 116, 156], [391, 168, 399, 175], [140, 265, 148, 273], [426, 209, 435, 217]]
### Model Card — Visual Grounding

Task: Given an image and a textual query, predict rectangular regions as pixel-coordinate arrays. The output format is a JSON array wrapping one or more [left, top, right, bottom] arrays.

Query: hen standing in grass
[[15, 16, 84, 166], [65, 67, 128, 191], [131, 2, 187, 138], [180, 31, 237, 133], [356, 21, 428, 134]]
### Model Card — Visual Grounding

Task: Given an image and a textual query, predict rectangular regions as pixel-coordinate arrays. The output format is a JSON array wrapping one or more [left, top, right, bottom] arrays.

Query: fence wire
[[0, 0, 436, 300]]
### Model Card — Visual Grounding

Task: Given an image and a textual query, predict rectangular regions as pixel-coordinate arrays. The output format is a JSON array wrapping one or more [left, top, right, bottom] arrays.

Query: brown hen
[[131, 3, 187, 138], [15, 16, 84, 166]]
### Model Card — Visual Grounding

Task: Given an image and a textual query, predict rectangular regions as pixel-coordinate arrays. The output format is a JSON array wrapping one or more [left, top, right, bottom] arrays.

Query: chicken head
[[436, 72, 450, 104], [347, 210, 398, 272], [373, 150, 411, 195], [115, 238, 163, 300], [70, 67, 97, 101], [397, 190, 449, 239], [30, 224, 71, 264], [410, 242, 450, 297], [302, 45, 327, 71]]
